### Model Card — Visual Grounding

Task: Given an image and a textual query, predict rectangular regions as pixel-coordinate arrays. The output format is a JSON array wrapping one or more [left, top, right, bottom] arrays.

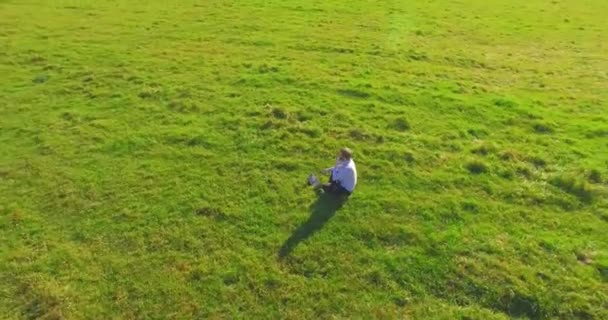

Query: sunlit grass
[[1, 0, 607, 318]]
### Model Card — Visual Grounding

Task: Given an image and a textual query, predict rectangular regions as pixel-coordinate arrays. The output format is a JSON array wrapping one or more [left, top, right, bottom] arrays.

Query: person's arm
[[323, 158, 343, 174], [321, 166, 334, 174]]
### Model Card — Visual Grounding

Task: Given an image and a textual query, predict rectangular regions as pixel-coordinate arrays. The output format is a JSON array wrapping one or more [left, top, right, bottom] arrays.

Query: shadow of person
[[278, 193, 348, 259]]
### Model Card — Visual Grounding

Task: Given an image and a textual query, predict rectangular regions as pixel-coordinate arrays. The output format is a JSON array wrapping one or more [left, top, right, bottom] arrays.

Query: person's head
[[338, 147, 353, 161]]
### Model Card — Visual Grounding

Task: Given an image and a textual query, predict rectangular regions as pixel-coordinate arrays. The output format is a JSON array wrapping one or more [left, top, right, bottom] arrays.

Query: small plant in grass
[[295, 111, 313, 122], [466, 160, 488, 174], [598, 263, 608, 281], [550, 175, 595, 203], [297, 126, 322, 138], [403, 152, 415, 164], [391, 118, 411, 131], [493, 97, 518, 108], [471, 143, 497, 156], [516, 165, 533, 179], [575, 251, 594, 265], [533, 122, 554, 134], [138, 87, 160, 99], [528, 155, 547, 168], [271, 108, 288, 119], [499, 150, 520, 161], [588, 169, 602, 183], [349, 129, 370, 140], [33, 74, 49, 83], [499, 169, 515, 180]]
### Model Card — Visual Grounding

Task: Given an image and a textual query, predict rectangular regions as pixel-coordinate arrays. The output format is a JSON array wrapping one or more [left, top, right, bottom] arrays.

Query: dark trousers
[[322, 174, 351, 196]]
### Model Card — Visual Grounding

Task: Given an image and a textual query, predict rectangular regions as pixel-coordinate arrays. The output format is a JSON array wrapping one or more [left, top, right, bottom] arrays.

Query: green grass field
[[1, 0, 607, 319]]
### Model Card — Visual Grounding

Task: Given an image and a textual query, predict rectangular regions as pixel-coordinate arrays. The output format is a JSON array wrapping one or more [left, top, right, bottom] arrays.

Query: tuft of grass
[[466, 160, 488, 174], [349, 129, 370, 140], [168, 100, 200, 113], [32, 74, 49, 84], [493, 97, 518, 108], [257, 64, 280, 73], [138, 87, 161, 99], [499, 169, 515, 180], [516, 165, 534, 179], [499, 150, 521, 161], [297, 126, 322, 138], [466, 128, 489, 138], [533, 122, 554, 134], [588, 169, 602, 183], [271, 107, 288, 119], [527, 155, 547, 168], [550, 175, 596, 203], [471, 143, 497, 156], [15, 277, 66, 320], [195, 207, 226, 220], [337, 88, 371, 99], [403, 151, 415, 164], [598, 264, 608, 282], [391, 117, 411, 132], [295, 110, 313, 122]]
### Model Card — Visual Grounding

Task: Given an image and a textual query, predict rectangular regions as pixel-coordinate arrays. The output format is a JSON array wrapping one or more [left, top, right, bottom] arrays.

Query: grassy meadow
[[1, 0, 608, 318]]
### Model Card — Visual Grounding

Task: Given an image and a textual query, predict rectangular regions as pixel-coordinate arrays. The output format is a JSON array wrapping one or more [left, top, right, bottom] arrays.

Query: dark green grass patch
[[532, 122, 555, 134], [550, 175, 597, 204], [390, 117, 411, 132], [588, 169, 602, 184], [466, 160, 489, 174]]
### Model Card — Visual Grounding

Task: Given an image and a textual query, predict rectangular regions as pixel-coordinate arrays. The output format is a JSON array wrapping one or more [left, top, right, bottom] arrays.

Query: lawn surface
[[1, 0, 607, 319]]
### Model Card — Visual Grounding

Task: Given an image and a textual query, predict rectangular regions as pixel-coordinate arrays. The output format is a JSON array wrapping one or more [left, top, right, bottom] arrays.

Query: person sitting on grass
[[309, 147, 357, 196]]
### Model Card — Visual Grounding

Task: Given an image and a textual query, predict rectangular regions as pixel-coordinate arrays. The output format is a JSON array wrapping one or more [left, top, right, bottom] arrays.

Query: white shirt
[[331, 159, 357, 192]]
